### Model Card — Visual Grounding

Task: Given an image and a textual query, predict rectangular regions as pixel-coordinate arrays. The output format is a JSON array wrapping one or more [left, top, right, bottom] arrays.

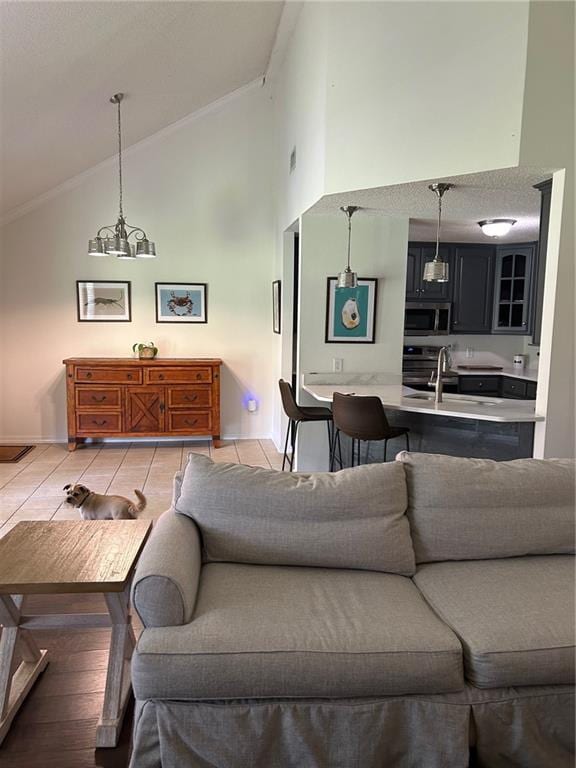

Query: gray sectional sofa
[[129, 452, 575, 768]]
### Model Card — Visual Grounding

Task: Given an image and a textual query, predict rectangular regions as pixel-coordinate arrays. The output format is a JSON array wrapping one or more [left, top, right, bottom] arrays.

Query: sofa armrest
[[131, 509, 202, 628]]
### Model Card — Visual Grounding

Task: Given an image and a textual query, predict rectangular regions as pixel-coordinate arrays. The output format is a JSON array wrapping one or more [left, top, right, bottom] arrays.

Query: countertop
[[302, 374, 543, 423], [455, 367, 538, 382]]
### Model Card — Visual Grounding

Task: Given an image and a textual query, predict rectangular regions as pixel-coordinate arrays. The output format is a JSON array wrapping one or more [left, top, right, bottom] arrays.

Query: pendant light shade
[[423, 182, 452, 283], [88, 93, 158, 259], [337, 206, 359, 288]]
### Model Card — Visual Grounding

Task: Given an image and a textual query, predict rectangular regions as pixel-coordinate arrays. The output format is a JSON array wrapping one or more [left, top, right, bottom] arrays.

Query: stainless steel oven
[[404, 302, 451, 336]]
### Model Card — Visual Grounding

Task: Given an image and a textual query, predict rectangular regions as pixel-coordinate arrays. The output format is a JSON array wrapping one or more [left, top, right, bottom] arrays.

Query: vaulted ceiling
[[0, 1, 284, 217]]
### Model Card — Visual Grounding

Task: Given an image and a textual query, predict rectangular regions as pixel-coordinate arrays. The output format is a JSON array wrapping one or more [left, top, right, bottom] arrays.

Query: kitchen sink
[[405, 393, 501, 407]]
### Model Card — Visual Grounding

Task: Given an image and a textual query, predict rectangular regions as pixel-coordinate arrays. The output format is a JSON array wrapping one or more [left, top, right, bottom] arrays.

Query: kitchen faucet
[[428, 346, 450, 403]]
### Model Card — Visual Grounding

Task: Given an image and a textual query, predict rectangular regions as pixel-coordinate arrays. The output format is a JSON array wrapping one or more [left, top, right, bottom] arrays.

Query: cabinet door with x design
[[126, 387, 165, 433]]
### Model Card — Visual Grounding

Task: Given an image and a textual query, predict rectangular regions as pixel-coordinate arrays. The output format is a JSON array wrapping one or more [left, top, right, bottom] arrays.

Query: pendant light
[[478, 218, 517, 238], [337, 206, 360, 288], [423, 183, 452, 283], [88, 94, 157, 259]]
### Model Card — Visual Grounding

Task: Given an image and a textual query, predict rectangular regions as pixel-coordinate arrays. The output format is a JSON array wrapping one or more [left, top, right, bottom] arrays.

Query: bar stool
[[279, 379, 333, 471], [331, 392, 409, 469]]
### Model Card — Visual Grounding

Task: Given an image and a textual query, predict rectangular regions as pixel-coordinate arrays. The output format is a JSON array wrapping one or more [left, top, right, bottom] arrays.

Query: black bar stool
[[279, 379, 333, 471], [331, 392, 409, 469]]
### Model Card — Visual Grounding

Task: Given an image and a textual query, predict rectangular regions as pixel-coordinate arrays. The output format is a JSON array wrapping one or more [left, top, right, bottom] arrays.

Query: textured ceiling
[[309, 167, 555, 243], [0, 1, 284, 216]]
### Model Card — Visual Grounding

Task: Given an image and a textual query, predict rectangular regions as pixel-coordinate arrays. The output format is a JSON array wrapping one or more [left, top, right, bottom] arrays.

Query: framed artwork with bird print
[[325, 277, 377, 343]]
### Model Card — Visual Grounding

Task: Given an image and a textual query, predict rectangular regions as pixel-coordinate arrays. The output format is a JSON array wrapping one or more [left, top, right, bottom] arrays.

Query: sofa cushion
[[176, 454, 415, 575], [397, 452, 575, 563], [413, 555, 575, 688], [133, 563, 464, 700]]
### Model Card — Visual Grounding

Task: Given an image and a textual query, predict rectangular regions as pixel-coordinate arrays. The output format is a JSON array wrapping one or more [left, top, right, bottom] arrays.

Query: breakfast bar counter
[[301, 373, 543, 463]]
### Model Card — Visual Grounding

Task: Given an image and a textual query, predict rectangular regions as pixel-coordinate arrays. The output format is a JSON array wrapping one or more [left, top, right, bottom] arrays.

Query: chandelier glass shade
[[88, 94, 157, 259], [337, 206, 360, 289], [423, 182, 452, 283]]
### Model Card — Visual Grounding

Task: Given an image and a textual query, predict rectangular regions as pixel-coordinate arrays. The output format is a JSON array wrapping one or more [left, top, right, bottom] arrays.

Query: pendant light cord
[[434, 190, 442, 262], [346, 211, 352, 270], [116, 98, 124, 219]]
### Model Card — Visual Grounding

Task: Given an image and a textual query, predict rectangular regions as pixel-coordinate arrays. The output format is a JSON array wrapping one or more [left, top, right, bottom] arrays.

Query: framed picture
[[76, 281, 131, 322], [155, 283, 207, 323], [272, 280, 281, 334], [325, 277, 378, 343]]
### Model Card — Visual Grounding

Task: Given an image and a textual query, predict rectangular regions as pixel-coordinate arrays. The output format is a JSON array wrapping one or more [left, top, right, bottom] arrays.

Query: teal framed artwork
[[325, 277, 377, 343]]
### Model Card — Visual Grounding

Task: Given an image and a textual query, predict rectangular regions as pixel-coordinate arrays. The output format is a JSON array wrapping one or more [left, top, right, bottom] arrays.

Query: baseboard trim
[[0, 435, 277, 446]]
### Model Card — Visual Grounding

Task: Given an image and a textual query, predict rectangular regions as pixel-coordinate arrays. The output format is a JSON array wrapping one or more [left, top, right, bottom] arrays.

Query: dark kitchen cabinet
[[500, 377, 528, 399], [492, 245, 534, 334], [530, 180, 552, 346], [452, 246, 495, 334], [405, 245, 452, 301], [458, 375, 501, 396]]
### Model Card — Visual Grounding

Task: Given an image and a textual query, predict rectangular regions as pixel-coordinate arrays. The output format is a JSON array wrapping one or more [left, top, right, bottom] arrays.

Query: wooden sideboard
[[63, 358, 222, 451]]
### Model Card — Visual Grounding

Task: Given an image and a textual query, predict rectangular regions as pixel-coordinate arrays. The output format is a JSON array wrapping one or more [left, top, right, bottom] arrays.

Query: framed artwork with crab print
[[155, 283, 207, 323], [76, 280, 131, 322]]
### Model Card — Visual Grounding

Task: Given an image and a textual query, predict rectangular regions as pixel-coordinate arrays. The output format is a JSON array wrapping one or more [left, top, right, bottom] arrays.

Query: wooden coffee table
[[0, 519, 152, 748]]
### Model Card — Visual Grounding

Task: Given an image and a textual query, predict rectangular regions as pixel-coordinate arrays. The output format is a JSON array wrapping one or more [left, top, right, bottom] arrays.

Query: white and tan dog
[[63, 483, 146, 520]]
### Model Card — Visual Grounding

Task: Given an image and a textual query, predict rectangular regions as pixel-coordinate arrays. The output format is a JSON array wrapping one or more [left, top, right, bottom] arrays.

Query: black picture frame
[[325, 277, 378, 344], [76, 280, 131, 322], [155, 282, 208, 323], [272, 280, 281, 334]]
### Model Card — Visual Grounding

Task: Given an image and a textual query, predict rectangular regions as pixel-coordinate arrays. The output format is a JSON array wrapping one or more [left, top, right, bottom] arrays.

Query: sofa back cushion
[[396, 452, 575, 563], [176, 454, 415, 575]]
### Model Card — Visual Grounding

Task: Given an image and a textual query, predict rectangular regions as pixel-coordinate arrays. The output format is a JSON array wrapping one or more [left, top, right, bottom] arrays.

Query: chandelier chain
[[435, 191, 442, 261], [116, 98, 123, 219]]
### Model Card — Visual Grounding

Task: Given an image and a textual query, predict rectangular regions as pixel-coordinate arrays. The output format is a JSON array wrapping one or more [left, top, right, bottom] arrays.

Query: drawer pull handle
[[185, 395, 198, 402], [159, 374, 165, 380], [86, 372, 92, 378], [92, 395, 106, 403], [185, 418, 198, 426], [196, 373, 202, 379], [127, 374, 133, 380], [478, 383, 483, 387], [92, 419, 107, 426]]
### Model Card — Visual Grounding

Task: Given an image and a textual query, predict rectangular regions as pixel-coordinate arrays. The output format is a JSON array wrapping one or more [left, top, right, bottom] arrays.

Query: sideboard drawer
[[147, 367, 212, 384], [77, 412, 122, 433], [76, 388, 121, 409], [167, 386, 212, 409], [168, 411, 213, 433], [76, 367, 142, 385]]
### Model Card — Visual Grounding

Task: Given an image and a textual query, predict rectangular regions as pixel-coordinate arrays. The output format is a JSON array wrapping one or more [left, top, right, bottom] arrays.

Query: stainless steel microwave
[[404, 302, 451, 336]]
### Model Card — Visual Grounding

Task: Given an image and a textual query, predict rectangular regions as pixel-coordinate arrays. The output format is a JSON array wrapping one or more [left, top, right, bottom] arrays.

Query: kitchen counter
[[302, 373, 543, 423], [455, 367, 538, 382]]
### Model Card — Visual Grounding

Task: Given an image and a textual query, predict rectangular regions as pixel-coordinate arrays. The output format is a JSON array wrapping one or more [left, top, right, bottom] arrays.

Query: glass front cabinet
[[492, 245, 535, 334]]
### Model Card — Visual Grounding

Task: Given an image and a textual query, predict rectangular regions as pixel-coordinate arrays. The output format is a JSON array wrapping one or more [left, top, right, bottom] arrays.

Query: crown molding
[[1, 77, 264, 228]]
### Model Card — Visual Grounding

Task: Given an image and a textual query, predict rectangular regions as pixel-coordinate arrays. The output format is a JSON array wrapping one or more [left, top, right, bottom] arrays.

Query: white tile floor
[[0, 439, 283, 538]]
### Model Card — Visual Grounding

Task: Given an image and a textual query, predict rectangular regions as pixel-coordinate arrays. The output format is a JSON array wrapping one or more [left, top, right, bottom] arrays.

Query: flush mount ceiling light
[[478, 218, 517, 238], [337, 206, 360, 288], [88, 94, 157, 259], [423, 182, 452, 283]]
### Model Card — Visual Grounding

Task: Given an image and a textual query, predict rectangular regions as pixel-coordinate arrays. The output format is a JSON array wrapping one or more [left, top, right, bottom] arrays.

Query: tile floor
[[0, 439, 283, 538]]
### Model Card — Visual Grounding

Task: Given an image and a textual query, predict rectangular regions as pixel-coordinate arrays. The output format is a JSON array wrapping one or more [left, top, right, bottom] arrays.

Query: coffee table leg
[[96, 586, 134, 748], [0, 595, 48, 746]]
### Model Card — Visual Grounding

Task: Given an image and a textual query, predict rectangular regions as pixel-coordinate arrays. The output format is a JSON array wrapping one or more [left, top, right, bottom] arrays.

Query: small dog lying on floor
[[63, 483, 147, 520]]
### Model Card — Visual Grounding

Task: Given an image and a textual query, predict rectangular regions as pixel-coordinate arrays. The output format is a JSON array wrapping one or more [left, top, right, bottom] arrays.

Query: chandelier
[[88, 94, 157, 259]]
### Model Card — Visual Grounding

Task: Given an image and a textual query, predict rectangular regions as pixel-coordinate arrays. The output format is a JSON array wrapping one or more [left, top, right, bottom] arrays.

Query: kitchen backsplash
[[404, 334, 540, 371]]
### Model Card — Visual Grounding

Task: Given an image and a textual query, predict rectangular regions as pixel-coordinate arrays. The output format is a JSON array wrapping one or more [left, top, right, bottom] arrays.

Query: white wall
[[520, 1, 575, 458], [323, 1, 529, 194], [0, 85, 276, 442], [296, 211, 409, 470]]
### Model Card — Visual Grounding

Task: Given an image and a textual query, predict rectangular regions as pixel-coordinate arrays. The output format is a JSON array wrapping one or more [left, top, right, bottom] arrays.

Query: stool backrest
[[332, 392, 391, 441], [278, 379, 304, 421]]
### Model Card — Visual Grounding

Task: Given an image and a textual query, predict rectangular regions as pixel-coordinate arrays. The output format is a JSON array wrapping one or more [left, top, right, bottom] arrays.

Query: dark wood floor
[[0, 594, 134, 768]]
